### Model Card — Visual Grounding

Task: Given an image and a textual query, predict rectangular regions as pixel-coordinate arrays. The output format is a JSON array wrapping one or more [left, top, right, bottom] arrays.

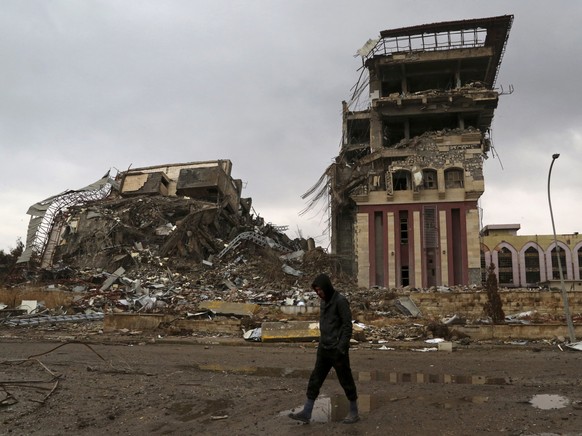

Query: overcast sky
[[2, 0, 582, 253]]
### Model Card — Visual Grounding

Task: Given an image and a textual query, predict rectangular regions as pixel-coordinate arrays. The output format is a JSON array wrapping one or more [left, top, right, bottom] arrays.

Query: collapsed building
[[17, 160, 303, 273], [305, 15, 514, 289]]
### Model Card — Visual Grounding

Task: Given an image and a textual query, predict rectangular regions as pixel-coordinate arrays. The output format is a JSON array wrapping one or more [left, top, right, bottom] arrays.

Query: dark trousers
[[306, 347, 358, 401]]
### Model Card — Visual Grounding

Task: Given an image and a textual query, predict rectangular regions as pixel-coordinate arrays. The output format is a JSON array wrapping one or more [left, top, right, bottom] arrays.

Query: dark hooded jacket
[[312, 274, 353, 354]]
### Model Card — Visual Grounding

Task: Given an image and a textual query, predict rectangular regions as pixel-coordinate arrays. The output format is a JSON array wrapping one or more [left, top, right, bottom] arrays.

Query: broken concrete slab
[[198, 301, 260, 317], [103, 313, 173, 332], [172, 318, 241, 335], [99, 267, 125, 291], [395, 296, 421, 317], [261, 321, 320, 343]]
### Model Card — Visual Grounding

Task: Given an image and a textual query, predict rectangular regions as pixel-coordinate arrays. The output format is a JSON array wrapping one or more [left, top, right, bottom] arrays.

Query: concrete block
[[438, 341, 453, 352], [103, 313, 173, 332], [199, 301, 260, 317], [261, 321, 320, 343]]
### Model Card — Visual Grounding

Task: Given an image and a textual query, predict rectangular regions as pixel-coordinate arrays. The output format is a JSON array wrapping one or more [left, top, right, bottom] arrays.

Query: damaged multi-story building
[[17, 160, 299, 272], [310, 15, 514, 288]]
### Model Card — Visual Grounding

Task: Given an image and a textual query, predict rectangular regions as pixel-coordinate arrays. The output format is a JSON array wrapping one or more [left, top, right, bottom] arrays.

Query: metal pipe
[[547, 153, 576, 342]]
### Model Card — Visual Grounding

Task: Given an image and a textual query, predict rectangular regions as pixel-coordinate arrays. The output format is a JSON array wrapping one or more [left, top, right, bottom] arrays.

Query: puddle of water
[[530, 394, 569, 410], [193, 364, 509, 386], [280, 394, 377, 423], [281, 394, 491, 421]]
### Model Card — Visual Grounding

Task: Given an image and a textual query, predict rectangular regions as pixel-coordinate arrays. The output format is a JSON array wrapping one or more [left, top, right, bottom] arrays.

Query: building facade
[[481, 224, 582, 289], [327, 16, 513, 288]]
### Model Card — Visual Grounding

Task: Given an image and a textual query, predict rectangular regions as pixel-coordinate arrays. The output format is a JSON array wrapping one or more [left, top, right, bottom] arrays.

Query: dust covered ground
[[2, 331, 582, 436]]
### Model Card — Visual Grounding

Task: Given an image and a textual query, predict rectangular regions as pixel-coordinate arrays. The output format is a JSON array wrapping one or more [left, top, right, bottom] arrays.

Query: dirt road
[[2, 335, 582, 436]]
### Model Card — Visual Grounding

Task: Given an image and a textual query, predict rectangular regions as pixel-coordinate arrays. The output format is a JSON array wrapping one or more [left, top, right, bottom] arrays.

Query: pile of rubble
[[2, 192, 362, 323], [3, 192, 576, 344]]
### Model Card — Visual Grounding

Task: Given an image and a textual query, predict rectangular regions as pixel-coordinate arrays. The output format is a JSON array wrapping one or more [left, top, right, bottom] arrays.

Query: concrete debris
[[282, 264, 303, 277], [394, 296, 421, 317], [442, 314, 465, 325], [3, 165, 580, 344], [505, 310, 537, 324], [565, 341, 582, 351], [261, 321, 320, 343], [5, 313, 104, 327], [18, 300, 39, 314], [243, 327, 262, 342]]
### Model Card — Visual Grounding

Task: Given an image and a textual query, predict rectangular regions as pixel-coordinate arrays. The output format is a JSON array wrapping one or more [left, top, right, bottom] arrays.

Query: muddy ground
[[1, 329, 582, 436]]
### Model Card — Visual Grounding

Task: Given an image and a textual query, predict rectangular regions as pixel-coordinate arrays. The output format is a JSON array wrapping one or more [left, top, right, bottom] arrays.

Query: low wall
[[410, 290, 582, 318], [456, 324, 582, 341]]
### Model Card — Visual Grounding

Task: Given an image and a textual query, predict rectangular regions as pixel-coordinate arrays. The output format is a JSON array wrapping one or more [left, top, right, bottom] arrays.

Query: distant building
[[481, 224, 582, 289]]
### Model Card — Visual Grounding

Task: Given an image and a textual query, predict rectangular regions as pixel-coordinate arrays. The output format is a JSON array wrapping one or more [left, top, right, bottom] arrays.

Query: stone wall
[[410, 290, 582, 318]]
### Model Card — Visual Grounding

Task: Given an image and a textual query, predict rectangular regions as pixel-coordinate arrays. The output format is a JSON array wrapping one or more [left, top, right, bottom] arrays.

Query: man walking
[[289, 273, 359, 424]]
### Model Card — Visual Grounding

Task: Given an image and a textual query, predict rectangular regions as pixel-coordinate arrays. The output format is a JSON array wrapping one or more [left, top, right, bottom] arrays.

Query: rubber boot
[[342, 399, 360, 424], [289, 398, 314, 424]]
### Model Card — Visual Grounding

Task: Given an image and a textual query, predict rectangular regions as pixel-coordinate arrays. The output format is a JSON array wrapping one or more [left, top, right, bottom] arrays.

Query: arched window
[[551, 246, 567, 280], [393, 170, 411, 191], [498, 247, 513, 285], [422, 169, 437, 189], [578, 246, 582, 280], [524, 246, 541, 284], [445, 168, 464, 188]]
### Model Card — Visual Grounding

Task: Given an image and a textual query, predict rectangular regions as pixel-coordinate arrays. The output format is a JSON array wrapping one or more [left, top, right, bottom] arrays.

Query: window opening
[[445, 168, 464, 188], [423, 169, 437, 189], [393, 170, 411, 190], [498, 247, 513, 285], [401, 266, 410, 286], [551, 247, 567, 280], [524, 246, 541, 284], [400, 211, 408, 244]]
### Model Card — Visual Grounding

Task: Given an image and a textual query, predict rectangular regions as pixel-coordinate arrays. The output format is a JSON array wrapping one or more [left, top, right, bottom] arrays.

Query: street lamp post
[[547, 153, 576, 342]]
